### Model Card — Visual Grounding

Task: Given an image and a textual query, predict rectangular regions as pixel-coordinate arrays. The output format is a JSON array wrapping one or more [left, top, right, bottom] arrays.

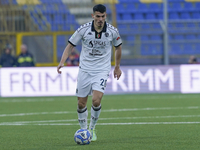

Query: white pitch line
[[0, 95, 200, 103], [0, 98, 55, 103], [0, 106, 199, 117], [1, 122, 200, 126], [0, 111, 76, 117], [102, 106, 199, 112], [1, 114, 200, 125]]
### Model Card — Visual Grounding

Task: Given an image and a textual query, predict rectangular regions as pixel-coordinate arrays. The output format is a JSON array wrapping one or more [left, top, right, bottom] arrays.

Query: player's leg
[[77, 96, 88, 129], [76, 70, 92, 129], [89, 90, 103, 129], [89, 90, 104, 141], [89, 72, 109, 141]]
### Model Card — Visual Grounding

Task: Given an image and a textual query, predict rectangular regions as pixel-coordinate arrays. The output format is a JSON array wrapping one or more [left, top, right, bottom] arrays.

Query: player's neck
[[94, 25, 103, 33]]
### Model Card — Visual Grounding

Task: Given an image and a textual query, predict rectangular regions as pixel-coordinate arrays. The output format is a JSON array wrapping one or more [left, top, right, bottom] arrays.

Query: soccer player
[[57, 4, 122, 142]]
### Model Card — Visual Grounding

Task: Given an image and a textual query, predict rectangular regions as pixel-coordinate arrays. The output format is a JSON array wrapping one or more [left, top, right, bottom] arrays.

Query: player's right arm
[[57, 43, 74, 74], [57, 24, 86, 74]]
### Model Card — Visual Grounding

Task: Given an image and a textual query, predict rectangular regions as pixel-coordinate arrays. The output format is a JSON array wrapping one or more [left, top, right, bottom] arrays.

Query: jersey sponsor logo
[[89, 49, 103, 56], [116, 37, 121, 40], [89, 41, 94, 48], [89, 40, 106, 48]]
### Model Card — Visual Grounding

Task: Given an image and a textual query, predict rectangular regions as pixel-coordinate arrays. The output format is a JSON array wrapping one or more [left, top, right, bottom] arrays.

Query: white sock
[[77, 106, 88, 129], [89, 104, 101, 129]]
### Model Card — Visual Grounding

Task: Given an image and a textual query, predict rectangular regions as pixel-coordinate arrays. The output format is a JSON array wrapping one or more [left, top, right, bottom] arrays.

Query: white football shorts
[[76, 69, 110, 97]]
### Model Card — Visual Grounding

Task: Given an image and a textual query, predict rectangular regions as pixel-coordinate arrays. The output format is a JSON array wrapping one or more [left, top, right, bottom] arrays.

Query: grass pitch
[[0, 93, 200, 150]]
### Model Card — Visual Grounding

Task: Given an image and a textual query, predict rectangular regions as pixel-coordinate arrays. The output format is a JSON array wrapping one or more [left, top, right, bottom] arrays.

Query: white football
[[74, 129, 92, 145]]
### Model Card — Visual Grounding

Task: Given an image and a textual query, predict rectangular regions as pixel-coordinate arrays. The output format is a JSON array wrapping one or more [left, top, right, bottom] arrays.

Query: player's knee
[[78, 100, 86, 109], [92, 99, 101, 107]]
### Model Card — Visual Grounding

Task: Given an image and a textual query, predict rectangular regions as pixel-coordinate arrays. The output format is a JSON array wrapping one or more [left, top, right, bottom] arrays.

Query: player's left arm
[[114, 45, 122, 80]]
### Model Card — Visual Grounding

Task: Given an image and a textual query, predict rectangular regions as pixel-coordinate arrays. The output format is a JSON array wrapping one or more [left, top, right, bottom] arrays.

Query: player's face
[[92, 11, 107, 28]]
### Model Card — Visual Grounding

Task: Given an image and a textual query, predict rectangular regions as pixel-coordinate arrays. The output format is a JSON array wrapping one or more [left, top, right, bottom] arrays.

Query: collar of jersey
[[91, 20, 107, 33]]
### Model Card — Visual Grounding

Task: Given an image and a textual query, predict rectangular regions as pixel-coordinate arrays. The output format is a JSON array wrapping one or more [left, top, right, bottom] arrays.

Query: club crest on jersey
[[97, 34, 100, 38], [88, 32, 92, 35], [105, 32, 109, 37]]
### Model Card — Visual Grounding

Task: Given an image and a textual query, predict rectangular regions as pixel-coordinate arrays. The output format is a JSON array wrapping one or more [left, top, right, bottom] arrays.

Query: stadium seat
[[186, 22, 196, 28], [126, 36, 135, 45], [168, 2, 183, 12], [176, 22, 185, 27], [191, 12, 200, 19], [183, 44, 195, 55], [146, 13, 156, 20], [141, 24, 151, 30], [194, 43, 200, 54], [134, 13, 144, 20], [130, 24, 140, 30], [152, 23, 162, 29], [117, 24, 128, 34], [116, 4, 125, 13], [141, 35, 149, 41], [168, 35, 174, 40], [63, 25, 70, 31], [137, 3, 148, 12], [149, 3, 162, 12], [184, 2, 195, 12], [51, 25, 58, 31], [197, 34, 200, 39], [141, 44, 150, 55], [157, 12, 163, 19], [169, 44, 183, 55], [195, 2, 200, 11], [174, 34, 185, 40], [141, 44, 163, 55], [180, 12, 191, 19], [151, 35, 162, 41], [169, 12, 179, 19], [185, 34, 196, 40], [116, 13, 123, 21], [123, 13, 133, 20], [127, 36, 135, 41], [127, 3, 136, 13]]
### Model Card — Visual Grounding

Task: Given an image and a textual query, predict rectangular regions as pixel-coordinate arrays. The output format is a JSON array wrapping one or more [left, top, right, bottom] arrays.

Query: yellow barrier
[[140, 0, 162, 3], [16, 0, 41, 5], [94, 0, 118, 4]]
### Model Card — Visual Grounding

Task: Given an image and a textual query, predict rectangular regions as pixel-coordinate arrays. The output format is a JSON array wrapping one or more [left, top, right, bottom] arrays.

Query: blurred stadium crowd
[[0, 0, 199, 66]]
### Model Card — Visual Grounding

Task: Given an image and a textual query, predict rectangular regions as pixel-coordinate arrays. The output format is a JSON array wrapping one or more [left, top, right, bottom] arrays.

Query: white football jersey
[[68, 21, 122, 73]]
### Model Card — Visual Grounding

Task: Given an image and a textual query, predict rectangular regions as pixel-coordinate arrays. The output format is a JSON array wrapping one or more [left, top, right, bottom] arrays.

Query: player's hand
[[57, 64, 64, 74], [114, 66, 122, 80]]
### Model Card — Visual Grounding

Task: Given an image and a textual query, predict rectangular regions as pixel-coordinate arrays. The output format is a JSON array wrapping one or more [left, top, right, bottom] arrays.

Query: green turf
[[0, 94, 200, 150]]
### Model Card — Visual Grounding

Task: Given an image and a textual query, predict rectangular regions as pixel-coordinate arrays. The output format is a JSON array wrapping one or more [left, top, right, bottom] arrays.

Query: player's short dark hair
[[93, 4, 106, 13]]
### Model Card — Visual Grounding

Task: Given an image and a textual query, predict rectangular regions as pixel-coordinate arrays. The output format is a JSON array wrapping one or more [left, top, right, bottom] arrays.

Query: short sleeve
[[68, 30, 82, 46], [112, 29, 122, 47]]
